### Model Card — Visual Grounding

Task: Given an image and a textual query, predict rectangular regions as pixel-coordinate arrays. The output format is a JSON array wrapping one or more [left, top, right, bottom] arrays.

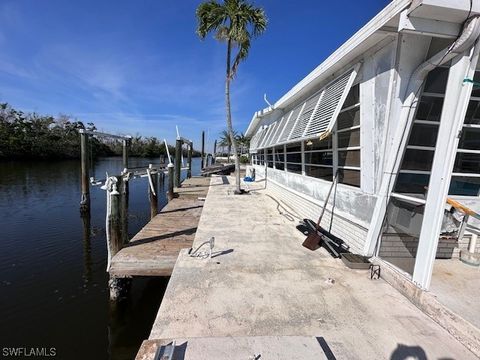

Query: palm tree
[[235, 132, 250, 156], [219, 129, 237, 162], [196, 0, 267, 193]]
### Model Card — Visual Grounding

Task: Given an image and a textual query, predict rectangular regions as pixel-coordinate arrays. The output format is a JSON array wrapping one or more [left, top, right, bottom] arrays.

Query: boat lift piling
[[79, 129, 132, 213]]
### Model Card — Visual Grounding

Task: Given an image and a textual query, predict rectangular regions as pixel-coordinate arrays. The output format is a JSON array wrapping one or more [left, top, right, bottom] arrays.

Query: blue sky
[[0, 0, 389, 150]]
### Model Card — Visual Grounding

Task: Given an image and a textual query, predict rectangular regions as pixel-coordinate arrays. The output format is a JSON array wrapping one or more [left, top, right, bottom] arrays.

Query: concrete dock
[[136, 176, 478, 359], [109, 176, 210, 277]]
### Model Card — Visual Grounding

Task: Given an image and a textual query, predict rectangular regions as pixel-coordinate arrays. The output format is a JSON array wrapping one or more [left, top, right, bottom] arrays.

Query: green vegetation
[[196, 0, 267, 192], [217, 129, 250, 162], [0, 103, 199, 160]]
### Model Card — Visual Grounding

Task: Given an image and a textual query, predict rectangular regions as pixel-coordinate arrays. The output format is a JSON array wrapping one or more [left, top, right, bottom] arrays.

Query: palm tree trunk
[[225, 39, 242, 193], [227, 145, 231, 163]]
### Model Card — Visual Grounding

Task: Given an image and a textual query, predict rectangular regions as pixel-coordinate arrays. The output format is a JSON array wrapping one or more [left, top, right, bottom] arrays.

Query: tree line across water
[[0, 103, 201, 160]]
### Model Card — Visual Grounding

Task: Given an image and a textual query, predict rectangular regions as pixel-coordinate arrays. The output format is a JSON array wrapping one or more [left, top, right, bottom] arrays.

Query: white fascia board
[[399, 10, 461, 38], [272, 0, 411, 111], [409, 0, 480, 23]]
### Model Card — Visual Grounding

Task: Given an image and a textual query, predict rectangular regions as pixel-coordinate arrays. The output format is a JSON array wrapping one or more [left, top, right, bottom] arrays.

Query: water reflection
[[0, 157, 201, 359]]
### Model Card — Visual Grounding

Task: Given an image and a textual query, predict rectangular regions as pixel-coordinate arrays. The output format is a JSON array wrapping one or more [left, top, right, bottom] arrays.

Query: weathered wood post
[[80, 130, 90, 213], [122, 138, 131, 208], [213, 139, 217, 165], [107, 175, 130, 301], [167, 163, 175, 202], [119, 173, 129, 247], [81, 212, 92, 283], [148, 165, 158, 219], [187, 143, 193, 179], [122, 138, 129, 169], [201, 130, 205, 169], [175, 138, 182, 188]]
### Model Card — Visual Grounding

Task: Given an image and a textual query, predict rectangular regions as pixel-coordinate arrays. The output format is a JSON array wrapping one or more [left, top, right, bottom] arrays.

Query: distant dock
[[109, 176, 210, 278]]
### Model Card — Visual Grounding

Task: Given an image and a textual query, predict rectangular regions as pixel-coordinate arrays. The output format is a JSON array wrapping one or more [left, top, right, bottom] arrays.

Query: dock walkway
[[109, 176, 210, 277], [136, 176, 477, 359]]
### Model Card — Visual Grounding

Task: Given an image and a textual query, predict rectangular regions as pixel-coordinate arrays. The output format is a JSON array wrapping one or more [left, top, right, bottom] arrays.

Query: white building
[[246, 0, 480, 291]]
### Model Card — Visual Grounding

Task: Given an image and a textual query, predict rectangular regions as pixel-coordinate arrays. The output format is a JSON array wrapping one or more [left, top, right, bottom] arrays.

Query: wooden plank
[[109, 176, 211, 278]]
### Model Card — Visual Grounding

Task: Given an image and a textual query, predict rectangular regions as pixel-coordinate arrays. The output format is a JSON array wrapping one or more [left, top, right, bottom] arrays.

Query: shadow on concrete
[[316, 337, 336, 360], [211, 248, 234, 259], [126, 228, 197, 247], [390, 344, 427, 360]]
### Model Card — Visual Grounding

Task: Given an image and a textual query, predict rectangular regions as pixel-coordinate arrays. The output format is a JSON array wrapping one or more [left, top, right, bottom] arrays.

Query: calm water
[[0, 157, 201, 359]]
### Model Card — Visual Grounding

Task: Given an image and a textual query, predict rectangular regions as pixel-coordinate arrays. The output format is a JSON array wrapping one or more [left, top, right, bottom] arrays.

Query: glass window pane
[[338, 150, 360, 167], [408, 123, 439, 147], [449, 176, 480, 196], [286, 153, 301, 163], [266, 149, 273, 168], [286, 163, 302, 174], [305, 166, 333, 181], [337, 107, 360, 130], [394, 173, 430, 194], [415, 96, 444, 122], [423, 67, 448, 94], [275, 162, 284, 170], [472, 71, 480, 98], [379, 197, 425, 275], [274, 145, 284, 153], [337, 128, 360, 148], [338, 169, 360, 187], [304, 138, 331, 151], [453, 152, 480, 173], [286, 143, 301, 152], [342, 84, 359, 109], [459, 128, 480, 150], [304, 151, 333, 166], [401, 149, 434, 171], [464, 100, 480, 124]]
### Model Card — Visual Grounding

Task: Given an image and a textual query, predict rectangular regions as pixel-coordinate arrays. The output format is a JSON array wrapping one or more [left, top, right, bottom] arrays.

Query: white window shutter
[[264, 122, 279, 147], [290, 91, 323, 140], [304, 65, 360, 138], [279, 104, 303, 143]]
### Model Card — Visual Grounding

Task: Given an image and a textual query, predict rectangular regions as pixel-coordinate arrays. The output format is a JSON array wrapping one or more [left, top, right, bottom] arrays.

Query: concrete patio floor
[[431, 259, 480, 329], [147, 176, 477, 359]]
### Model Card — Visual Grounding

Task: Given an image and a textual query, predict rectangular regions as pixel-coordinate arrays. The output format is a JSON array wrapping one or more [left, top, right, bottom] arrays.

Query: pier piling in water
[[213, 139, 217, 165], [79, 131, 90, 213], [174, 139, 182, 188], [201, 130, 205, 169], [167, 163, 175, 202], [187, 143, 193, 179], [148, 166, 158, 219]]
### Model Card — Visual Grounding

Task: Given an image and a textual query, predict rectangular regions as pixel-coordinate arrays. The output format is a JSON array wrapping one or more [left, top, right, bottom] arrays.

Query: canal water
[[0, 157, 201, 359]]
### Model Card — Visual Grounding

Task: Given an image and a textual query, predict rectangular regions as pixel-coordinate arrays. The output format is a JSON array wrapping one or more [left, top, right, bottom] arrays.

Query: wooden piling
[[148, 167, 158, 219], [167, 163, 175, 202], [80, 131, 90, 213], [107, 175, 130, 301], [108, 176, 124, 257], [122, 139, 129, 169], [175, 138, 182, 188], [201, 130, 205, 169], [187, 143, 193, 179], [213, 139, 217, 165], [81, 212, 92, 283]]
